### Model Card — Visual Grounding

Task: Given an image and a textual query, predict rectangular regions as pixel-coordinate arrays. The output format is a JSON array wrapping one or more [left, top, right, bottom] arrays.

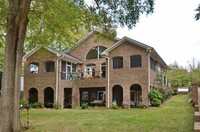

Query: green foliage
[[149, 90, 163, 102], [151, 98, 161, 107], [139, 103, 148, 109], [81, 103, 89, 109], [148, 90, 163, 106], [53, 102, 61, 109], [167, 61, 190, 87], [31, 102, 44, 109], [111, 105, 119, 109], [19, 98, 27, 107]]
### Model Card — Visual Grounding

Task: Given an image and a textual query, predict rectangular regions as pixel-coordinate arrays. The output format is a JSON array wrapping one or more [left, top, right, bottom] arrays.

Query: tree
[[167, 61, 190, 87], [0, 0, 155, 131], [195, 3, 200, 20]]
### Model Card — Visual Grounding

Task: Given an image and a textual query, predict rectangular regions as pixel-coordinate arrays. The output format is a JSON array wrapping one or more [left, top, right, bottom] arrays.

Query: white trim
[[23, 46, 61, 62], [148, 52, 151, 92], [65, 30, 120, 53], [101, 37, 153, 57]]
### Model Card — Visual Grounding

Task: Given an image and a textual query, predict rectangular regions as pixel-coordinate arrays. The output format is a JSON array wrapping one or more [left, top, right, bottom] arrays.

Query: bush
[[20, 98, 26, 107], [139, 103, 148, 109], [151, 98, 161, 107], [111, 105, 119, 109], [53, 102, 61, 109], [81, 103, 89, 109], [173, 89, 178, 95], [149, 90, 163, 106], [31, 102, 43, 109], [149, 90, 164, 102]]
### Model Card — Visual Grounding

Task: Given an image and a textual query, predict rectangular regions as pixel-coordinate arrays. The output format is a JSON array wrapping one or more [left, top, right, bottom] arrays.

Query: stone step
[[194, 122, 200, 132], [195, 112, 200, 122], [195, 105, 199, 112]]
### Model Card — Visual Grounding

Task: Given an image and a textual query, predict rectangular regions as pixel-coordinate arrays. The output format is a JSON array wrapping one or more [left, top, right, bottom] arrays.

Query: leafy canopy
[[0, 0, 155, 70]]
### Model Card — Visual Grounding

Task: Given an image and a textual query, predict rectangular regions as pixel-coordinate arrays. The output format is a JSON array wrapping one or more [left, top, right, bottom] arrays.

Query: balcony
[[60, 70, 106, 80], [61, 72, 80, 80]]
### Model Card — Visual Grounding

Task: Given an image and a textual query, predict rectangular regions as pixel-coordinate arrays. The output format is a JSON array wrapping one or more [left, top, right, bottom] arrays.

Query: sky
[[116, 0, 200, 67]]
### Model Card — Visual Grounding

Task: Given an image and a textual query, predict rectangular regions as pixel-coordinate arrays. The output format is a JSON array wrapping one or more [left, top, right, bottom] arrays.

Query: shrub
[[139, 103, 148, 109], [31, 102, 43, 109], [81, 103, 89, 109], [173, 89, 178, 95], [53, 102, 61, 109], [111, 105, 119, 109], [151, 98, 161, 107], [149, 90, 163, 106], [20, 98, 26, 107], [149, 90, 163, 102]]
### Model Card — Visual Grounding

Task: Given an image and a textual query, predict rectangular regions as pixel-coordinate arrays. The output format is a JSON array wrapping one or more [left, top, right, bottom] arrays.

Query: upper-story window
[[86, 46, 107, 60], [113, 57, 123, 69], [29, 63, 39, 74], [45, 61, 55, 72], [150, 57, 156, 71], [130, 55, 142, 68], [85, 64, 96, 77]]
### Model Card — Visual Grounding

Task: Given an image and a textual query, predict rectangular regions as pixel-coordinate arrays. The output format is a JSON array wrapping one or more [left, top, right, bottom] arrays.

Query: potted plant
[[122, 101, 129, 109]]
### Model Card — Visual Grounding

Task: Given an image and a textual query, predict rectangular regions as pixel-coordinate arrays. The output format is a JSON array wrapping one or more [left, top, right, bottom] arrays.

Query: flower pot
[[123, 105, 129, 109]]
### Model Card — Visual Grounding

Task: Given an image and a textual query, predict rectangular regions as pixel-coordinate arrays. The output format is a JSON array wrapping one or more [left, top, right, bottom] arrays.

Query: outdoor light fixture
[[25, 104, 30, 129]]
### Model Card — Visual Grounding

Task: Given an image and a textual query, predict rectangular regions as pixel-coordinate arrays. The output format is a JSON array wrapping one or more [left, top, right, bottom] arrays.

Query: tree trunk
[[0, 0, 31, 131]]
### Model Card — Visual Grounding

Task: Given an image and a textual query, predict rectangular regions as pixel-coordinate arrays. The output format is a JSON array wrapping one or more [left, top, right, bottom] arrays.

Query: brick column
[[72, 82, 79, 108], [192, 80, 198, 105]]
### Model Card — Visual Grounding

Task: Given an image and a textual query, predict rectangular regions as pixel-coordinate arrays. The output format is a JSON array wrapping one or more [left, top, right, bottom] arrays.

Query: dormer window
[[29, 63, 39, 74], [45, 61, 55, 72], [86, 46, 107, 60]]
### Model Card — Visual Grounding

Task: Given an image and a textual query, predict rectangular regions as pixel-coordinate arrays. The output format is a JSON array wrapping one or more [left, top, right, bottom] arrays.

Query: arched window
[[130, 55, 142, 68], [86, 46, 107, 60], [29, 62, 39, 73], [45, 61, 55, 72], [113, 57, 123, 69]]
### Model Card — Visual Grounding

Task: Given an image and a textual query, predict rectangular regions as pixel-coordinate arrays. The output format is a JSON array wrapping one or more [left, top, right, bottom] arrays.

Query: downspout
[[148, 51, 151, 92], [56, 56, 64, 102], [106, 57, 110, 108]]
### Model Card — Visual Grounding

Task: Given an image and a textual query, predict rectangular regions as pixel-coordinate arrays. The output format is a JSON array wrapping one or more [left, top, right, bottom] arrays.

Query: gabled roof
[[101, 36, 153, 56], [101, 36, 168, 69], [65, 29, 120, 53], [23, 46, 83, 64]]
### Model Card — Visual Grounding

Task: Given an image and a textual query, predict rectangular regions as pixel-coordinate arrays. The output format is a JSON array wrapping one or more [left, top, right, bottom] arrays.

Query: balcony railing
[[61, 72, 81, 80], [61, 70, 106, 80]]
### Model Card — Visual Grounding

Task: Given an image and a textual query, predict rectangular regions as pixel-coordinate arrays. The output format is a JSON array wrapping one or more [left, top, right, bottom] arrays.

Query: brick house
[[23, 30, 168, 108]]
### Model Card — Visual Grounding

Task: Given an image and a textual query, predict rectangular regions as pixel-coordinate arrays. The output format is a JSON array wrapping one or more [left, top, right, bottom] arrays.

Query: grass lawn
[[21, 94, 194, 132]]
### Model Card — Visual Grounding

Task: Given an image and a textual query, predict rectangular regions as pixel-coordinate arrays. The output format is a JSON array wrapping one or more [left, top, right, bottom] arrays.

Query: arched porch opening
[[44, 87, 54, 108], [112, 85, 123, 106], [130, 84, 142, 108], [28, 88, 38, 104]]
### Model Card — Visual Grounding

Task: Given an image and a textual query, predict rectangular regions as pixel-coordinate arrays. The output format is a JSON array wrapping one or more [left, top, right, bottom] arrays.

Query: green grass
[[21, 94, 194, 132]]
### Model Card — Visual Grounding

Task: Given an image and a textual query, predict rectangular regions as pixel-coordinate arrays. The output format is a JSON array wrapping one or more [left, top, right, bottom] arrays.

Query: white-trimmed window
[[29, 63, 39, 74], [86, 46, 107, 60]]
